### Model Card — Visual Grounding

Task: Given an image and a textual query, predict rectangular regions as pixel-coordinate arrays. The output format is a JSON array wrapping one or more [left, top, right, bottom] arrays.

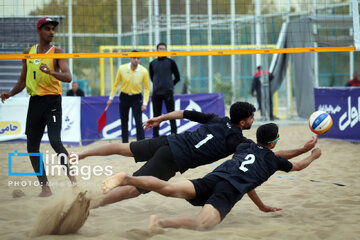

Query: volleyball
[[308, 111, 333, 134]]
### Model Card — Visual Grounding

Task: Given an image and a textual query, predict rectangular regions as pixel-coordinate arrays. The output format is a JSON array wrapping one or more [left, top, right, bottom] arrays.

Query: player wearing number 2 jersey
[[101, 123, 321, 230]]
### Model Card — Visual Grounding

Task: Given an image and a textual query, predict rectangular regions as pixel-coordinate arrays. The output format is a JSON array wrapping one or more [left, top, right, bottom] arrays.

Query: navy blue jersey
[[167, 111, 253, 173], [209, 142, 293, 194]]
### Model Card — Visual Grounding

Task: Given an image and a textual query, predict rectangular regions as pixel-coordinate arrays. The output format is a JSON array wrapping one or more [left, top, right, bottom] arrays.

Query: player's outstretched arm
[[247, 190, 282, 212], [290, 147, 321, 171], [143, 110, 184, 131], [275, 135, 318, 160]]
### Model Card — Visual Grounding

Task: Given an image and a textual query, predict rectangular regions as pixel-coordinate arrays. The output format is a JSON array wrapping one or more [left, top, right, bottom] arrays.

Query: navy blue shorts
[[130, 136, 178, 193], [187, 174, 244, 220]]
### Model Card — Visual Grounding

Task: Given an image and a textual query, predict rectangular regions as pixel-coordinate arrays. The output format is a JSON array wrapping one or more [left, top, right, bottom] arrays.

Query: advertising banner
[[0, 97, 28, 141], [314, 87, 360, 142], [81, 93, 225, 145], [0, 97, 81, 144]]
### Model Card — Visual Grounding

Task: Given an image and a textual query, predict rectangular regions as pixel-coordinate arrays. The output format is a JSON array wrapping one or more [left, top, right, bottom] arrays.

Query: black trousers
[[26, 95, 69, 185], [119, 92, 145, 143], [152, 91, 177, 137], [255, 87, 274, 120]]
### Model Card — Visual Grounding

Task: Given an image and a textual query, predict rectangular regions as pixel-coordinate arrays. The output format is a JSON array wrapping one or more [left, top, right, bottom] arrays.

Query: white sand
[[0, 123, 359, 239]]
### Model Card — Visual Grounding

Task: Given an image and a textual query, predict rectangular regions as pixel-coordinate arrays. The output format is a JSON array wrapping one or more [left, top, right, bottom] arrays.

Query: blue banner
[[314, 87, 360, 142], [81, 93, 225, 145]]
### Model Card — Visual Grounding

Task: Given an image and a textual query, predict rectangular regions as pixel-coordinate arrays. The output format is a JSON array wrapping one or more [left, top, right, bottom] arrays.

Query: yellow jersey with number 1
[[26, 44, 62, 96]]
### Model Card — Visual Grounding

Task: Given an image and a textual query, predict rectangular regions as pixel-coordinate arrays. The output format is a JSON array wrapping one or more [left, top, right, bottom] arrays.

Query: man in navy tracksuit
[[149, 43, 180, 137]]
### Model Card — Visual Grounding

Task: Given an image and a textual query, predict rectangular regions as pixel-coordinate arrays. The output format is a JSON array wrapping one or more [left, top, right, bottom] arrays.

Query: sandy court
[[0, 123, 359, 240]]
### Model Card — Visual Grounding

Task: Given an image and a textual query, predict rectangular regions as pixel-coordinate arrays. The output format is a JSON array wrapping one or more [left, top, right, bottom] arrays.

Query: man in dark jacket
[[251, 66, 274, 120], [149, 43, 180, 137]]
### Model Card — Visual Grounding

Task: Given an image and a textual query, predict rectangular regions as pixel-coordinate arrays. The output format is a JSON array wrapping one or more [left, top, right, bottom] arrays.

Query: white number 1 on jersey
[[195, 134, 214, 149], [239, 154, 255, 172]]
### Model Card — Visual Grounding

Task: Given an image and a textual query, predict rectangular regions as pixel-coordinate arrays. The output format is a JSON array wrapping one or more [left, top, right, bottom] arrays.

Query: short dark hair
[[157, 43, 167, 50], [256, 123, 279, 145], [257, 66, 261, 71], [229, 102, 256, 125], [130, 50, 140, 59]]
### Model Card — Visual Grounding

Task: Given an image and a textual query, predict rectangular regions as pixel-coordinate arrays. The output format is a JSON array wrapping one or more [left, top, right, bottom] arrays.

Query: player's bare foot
[[38, 185, 52, 197], [101, 172, 127, 194], [148, 215, 164, 234]]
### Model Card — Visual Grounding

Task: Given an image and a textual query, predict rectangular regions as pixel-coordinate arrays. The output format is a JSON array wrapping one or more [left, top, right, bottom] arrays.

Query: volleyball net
[[1, 1, 359, 56], [1, 0, 360, 118]]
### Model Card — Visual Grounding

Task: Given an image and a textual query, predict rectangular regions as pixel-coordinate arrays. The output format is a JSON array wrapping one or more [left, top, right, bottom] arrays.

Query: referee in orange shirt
[[107, 51, 150, 143]]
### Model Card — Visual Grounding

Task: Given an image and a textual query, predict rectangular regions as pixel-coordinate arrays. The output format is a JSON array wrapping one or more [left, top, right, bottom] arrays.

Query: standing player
[[77, 102, 317, 208], [101, 123, 322, 231], [149, 42, 180, 137], [1, 17, 75, 197]]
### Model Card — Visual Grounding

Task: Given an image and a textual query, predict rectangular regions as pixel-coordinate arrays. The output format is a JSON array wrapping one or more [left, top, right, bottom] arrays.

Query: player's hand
[[310, 147, 321, 159], [106, 99, 113, 108], [141, 105, 147, 112], [303, 135, 318, 152], [259, 205, 282, 212], [1, 91, 11, 103], [39, 64, 51, 74], [143, 117, 161, 131]]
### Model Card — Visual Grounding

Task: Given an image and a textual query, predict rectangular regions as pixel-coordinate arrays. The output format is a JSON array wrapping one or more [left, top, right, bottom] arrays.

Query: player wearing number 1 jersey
[[101, 123, 321, 231], [78, 102, 318, 209], [1, 17, 75, 197]]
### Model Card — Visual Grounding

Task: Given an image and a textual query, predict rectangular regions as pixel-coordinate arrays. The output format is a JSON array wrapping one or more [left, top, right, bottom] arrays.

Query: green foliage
[[30, 0, 119, 34], [30, 0, 253, 35], [213, 72, 232, 105]]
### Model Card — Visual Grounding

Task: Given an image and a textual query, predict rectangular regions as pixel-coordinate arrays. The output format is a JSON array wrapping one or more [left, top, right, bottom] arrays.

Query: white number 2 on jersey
[[195, 134, 214, 149], [239, 154, 255, 172]]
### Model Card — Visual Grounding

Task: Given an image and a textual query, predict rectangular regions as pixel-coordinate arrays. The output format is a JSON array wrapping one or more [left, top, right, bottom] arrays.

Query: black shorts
[[25, 95, 62, 140], [130, 136, 179, 193], [187, 174, 244, 220]]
